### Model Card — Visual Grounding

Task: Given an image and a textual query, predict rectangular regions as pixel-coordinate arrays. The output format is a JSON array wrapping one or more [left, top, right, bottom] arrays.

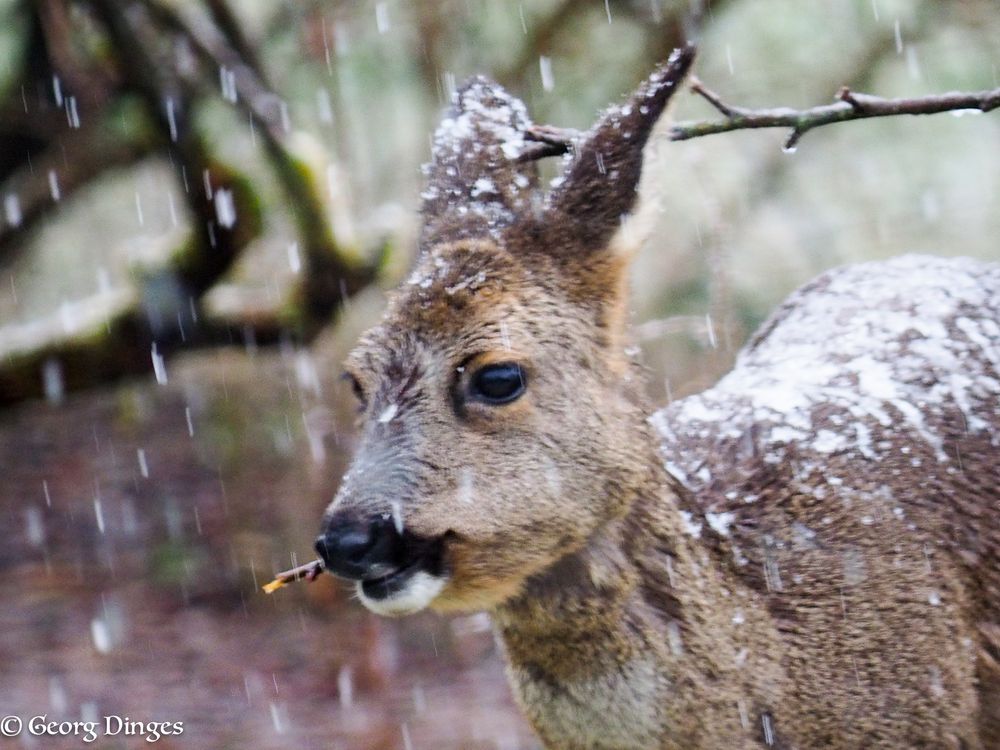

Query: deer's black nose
[[315, 516, 403, 580]]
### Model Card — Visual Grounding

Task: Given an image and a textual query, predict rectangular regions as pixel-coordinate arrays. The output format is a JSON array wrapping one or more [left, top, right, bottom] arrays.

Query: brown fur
[[322, 47, 1000, 748]]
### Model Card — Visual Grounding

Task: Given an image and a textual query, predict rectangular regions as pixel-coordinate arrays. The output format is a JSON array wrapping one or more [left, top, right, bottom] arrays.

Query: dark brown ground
[[0, 346, 539, 749]]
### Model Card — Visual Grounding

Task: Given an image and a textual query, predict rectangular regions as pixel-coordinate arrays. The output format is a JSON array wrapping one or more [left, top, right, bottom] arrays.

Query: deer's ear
[[419, 77, 539, 251], [543, 45, 696, 255]]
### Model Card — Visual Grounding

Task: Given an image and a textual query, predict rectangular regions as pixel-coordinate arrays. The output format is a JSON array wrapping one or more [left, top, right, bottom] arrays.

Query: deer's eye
[[470, 363, 526, 405], [342, 372, 367, 408]]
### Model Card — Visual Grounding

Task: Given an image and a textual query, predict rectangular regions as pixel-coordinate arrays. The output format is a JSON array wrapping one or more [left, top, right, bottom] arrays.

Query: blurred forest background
[[1, 0, 998, 748]]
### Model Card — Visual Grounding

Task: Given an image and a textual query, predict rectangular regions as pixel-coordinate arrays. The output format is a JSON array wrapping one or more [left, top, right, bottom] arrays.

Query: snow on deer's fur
[[314, 45, 1000, 748]]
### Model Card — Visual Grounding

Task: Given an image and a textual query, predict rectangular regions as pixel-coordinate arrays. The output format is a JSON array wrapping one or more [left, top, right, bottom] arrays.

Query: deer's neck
[[493, 445, 782, 749]]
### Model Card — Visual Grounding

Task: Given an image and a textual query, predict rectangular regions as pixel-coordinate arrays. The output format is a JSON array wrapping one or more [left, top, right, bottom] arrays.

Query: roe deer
[[313, 46, 1000, 748]]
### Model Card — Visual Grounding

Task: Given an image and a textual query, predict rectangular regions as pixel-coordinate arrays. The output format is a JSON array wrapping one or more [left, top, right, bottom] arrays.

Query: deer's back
[[653, 254, 1000, 746]]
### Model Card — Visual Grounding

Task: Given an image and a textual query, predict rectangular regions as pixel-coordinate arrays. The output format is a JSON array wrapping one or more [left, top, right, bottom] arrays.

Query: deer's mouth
[[360, 557, 425, 599], [356, 535, 449, 616]]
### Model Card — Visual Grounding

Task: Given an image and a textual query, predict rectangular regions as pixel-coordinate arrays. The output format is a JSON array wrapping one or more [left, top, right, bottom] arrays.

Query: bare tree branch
[[142, 0, 285, 138], [37, 0, 116, 109], [519, 123, 582, 161], [204, 0, 265, 78], [0, 117, 155, 266], [0, 271, 291, 408], [89, 0, 256, 302], [0, 0, 273, 407], [685, 15, 942, 365], [142, 0, 379, 330], [523, 83, 1000, 155], [677, 80, 1000, 149], [0, 1, 382, 408]]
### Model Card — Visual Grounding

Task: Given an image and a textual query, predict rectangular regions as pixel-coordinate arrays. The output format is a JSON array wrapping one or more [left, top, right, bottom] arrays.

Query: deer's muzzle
[[315, 514, 448, 615]]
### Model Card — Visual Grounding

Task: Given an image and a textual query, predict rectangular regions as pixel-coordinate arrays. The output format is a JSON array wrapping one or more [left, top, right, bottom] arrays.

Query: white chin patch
[[357, 571, 447, 617]]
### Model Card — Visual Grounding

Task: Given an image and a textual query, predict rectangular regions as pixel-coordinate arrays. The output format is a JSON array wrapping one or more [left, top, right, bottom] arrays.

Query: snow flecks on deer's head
[[653, 254, 1000, 501], [418, 77, 537, 252]]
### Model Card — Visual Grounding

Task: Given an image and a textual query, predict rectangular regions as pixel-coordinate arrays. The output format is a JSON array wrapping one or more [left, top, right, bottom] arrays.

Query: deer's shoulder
[[650, 254, 1000, 565], [653, 253, 1000, 489]]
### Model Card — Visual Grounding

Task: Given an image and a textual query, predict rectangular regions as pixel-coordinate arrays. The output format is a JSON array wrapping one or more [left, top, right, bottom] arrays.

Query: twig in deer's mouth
[[262, 559, 325, 593]]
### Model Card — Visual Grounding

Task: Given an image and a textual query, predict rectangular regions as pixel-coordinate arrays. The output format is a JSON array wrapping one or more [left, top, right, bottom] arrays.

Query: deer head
[[315, 47, 696, 616]]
